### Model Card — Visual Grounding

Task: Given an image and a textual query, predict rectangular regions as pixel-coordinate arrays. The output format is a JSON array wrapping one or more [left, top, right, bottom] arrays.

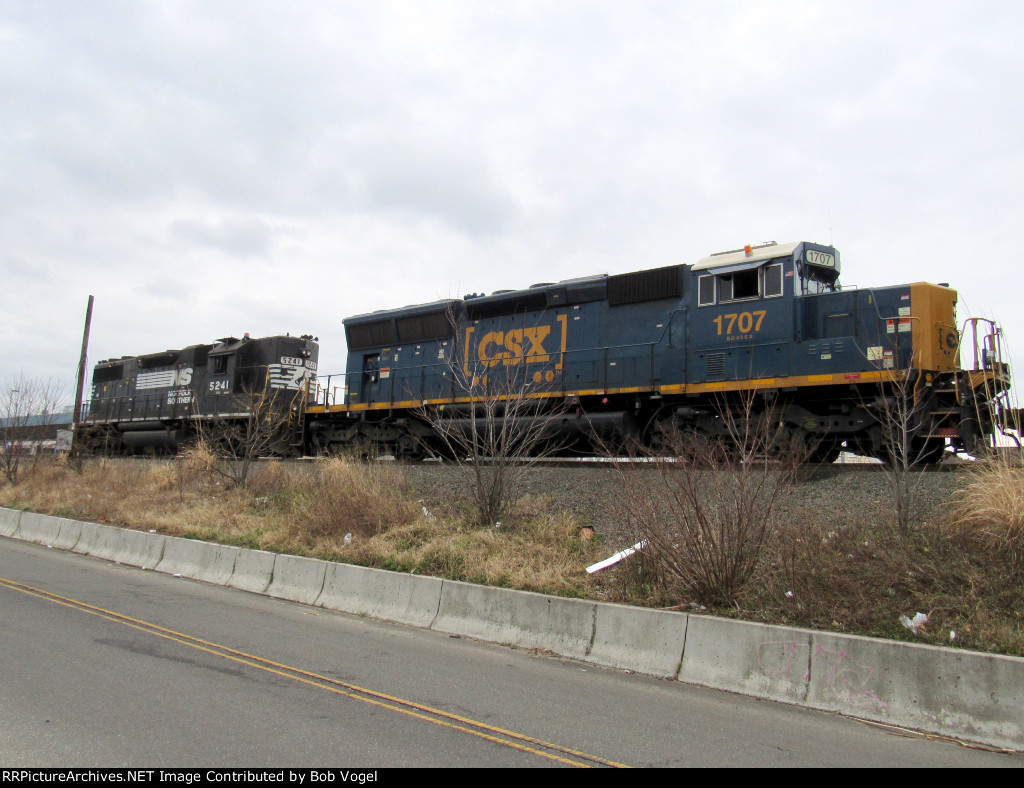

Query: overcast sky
[[2, 0, 1022, 407]]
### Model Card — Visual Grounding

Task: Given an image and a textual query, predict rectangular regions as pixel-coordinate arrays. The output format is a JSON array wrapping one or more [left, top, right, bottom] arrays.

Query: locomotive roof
[[95, 334, 312, 365], [691, 241, 803, 271], [345, 298, 461, 325], [344, 242, 837, 326]]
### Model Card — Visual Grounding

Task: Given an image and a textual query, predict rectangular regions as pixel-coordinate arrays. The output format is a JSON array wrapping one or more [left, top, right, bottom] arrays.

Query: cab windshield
[[800, 265, 839, 294]]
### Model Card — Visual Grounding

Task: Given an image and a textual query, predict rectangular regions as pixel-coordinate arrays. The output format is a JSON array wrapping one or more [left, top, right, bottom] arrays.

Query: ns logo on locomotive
[[82, 241, 1018, 463]]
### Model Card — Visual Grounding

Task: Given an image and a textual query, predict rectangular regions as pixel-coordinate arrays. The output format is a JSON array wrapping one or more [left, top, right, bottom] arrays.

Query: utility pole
[[69, 295, 94, 465]]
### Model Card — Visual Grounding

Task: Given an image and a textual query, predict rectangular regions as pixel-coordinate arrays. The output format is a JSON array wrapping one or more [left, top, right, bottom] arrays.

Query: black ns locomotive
[[83, 333, 319, 454]]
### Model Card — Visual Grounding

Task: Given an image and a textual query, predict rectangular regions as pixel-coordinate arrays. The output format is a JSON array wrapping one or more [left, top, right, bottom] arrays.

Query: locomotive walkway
[[2, 505, 1022, 752]]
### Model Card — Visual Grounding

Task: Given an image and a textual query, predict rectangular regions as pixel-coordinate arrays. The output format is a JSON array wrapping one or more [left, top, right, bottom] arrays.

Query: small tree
[[190, 373, 297, 488], [867, 364, 950, 533], [607, 392, 807, 606], [420, 347, 570, 527], [0, 375, 66, 484]]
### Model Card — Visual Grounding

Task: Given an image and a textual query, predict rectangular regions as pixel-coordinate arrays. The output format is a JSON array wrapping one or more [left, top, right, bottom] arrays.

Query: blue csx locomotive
[[84, 241, 1017, 461]]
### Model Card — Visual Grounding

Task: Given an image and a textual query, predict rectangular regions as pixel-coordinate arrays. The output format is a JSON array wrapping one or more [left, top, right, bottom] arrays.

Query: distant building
[[0, 408, 75, 454]]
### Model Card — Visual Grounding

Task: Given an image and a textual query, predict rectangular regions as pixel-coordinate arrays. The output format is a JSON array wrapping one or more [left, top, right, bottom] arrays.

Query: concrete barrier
[[0, 507, 21, 537], [588, 602, 688, 678], [432, 580, 596, 660], [317, 563, 443, 628], [17, 511, 66, 547], [227, 549, 277, 594], [156, 537, 239, 586], [804, 630, 1024, 752], [74, 522, 129, 563], [678, 616, 812, 704], [266, 554, 328, 605], [677, 617, 1024, 751], [71, 522, 105, 557], [109, 527, 166, 569], [53, 518, 83, 551]]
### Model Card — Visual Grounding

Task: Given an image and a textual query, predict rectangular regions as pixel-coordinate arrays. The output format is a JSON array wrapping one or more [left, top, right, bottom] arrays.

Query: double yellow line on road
[[0, 576, 629, 768]]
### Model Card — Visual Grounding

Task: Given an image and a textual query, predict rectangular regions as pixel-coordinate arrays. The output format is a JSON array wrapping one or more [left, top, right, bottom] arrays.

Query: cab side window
[[698, 275, 716, 306], [763, 263, 783, 298], [698, 263, 785, 306]]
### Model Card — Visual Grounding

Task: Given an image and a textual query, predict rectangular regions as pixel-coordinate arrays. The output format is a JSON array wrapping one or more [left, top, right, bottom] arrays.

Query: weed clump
[[954, 454, 1024, 568]]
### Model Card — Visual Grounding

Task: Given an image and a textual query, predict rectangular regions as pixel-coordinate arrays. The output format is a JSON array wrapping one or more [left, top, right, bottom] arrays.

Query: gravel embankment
[[393, 462, 970, 547]]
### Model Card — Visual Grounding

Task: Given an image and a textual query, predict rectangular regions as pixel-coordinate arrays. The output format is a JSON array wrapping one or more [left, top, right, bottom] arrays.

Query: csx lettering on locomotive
[[475, 326, 552, 367]]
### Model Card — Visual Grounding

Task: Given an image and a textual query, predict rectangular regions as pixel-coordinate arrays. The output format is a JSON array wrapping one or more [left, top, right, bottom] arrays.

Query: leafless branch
[[0, 374, 67, 484], [189, 371, 295, 488], [603, 391, 807, 605], [417, 332, 570, 527]]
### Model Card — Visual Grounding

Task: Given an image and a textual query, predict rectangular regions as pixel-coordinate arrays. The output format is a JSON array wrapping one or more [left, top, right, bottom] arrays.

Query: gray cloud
[[0, 0, 1021, 395], [168, 216, 280, 258]]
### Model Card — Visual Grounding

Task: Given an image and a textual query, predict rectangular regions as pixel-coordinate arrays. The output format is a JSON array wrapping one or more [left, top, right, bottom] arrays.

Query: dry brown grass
[[345, 496, 595, 596], [954, 454, 1024, 567], [724, 506, 1024, 656], [596, 455, 1024, 657], [0, 457, 598, 599]]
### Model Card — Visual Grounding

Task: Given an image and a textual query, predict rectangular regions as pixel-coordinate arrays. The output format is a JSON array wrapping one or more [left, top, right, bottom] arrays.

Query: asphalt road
[[0, 536, 1018, 768]]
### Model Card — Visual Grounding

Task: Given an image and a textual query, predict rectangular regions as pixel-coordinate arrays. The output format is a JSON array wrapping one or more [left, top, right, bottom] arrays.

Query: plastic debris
[[899, 612, 929, 634], [950, 630, 957, 641], [418, 500, 436, 521], [785, 590, 794, 598], [586, 540, 648, 574], [343, 533, 353, 546]]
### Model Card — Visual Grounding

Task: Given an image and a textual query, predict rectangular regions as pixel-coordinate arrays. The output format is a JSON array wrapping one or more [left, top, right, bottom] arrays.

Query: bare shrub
[[608, 395, 806, 606], [192, 379, 297, 488], [867, 368, 944, 533], [419, 352, 569, 528]]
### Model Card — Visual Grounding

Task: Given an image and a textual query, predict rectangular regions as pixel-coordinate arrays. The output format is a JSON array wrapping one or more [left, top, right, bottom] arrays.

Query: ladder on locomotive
[[957, 318, 1020, 447]]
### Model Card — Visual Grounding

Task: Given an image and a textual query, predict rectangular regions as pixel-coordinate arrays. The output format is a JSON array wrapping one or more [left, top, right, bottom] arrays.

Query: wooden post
[[69, 295, 94, 462]]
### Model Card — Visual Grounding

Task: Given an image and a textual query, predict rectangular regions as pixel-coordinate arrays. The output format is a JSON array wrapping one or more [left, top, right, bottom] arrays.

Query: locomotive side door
[[360, 353, 381, 405]]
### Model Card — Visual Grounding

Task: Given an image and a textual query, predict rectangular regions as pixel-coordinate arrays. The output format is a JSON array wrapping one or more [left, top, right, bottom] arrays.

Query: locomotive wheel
[[958, 418, 993, 458], [396, 435, 426, 462]]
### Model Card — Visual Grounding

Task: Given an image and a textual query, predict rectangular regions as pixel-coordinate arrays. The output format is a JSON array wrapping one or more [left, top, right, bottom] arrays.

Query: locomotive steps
[[2, 504, 1021, 752]]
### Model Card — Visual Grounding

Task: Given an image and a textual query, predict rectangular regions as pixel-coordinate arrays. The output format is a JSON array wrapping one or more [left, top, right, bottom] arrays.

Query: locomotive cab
[[796, 244, 841, 294]]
